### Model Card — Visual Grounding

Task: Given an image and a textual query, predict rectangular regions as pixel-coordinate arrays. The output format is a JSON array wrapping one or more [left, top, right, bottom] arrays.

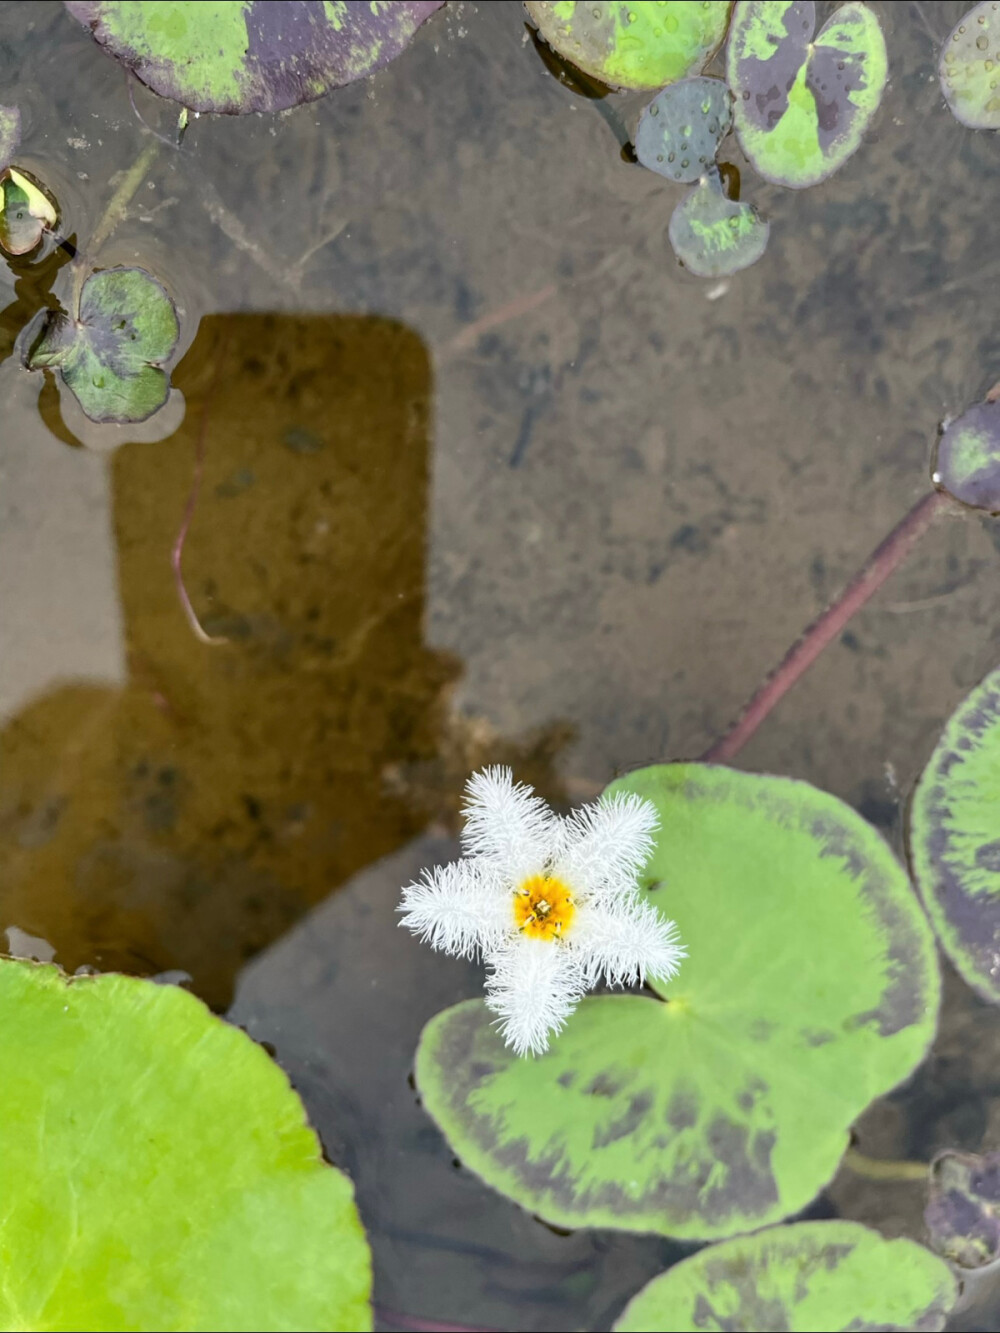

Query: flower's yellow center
[[513, 874, 575, 941]]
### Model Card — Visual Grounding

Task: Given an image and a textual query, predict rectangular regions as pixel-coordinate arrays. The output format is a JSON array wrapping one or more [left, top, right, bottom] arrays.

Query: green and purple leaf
[[64, 0, 444, 115], [940, 2, 1000, 130], [926, 1150, 1000, 1269], [726, 1, 887, 188], [910, 664, 1000, 1005], [668, 167, 769, 277], [26, 266, 179, 423], [0, 959, 371, 1330], [525, 1, 732, 92], [0, 167, 58, 257], [416, 765, 940, 1240], [933, 398, 1000, 512], [635, 76, 733, 184], [614, 1221, 957, 1332]]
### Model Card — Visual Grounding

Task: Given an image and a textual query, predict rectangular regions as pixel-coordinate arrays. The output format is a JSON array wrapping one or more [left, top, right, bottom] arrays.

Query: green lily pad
[[525, 1, 732, 92], [613, 1221, 957, 1332], [26, 266, 179, 424], [910, 663, 1000, 1005], [64, 1, 444, 115], [926, 1149, 1000, 1269], [668, 167, 769, 277], [940, 2, 1000, 130], [415, 765, 940, 1240], [0, 958, 371, 1331], [635, 77, 733, 183], [0, 166, 59, 257], [933, 398, 1000, 512], [726, 1, 888, 189], [0, 104, 20, 167]]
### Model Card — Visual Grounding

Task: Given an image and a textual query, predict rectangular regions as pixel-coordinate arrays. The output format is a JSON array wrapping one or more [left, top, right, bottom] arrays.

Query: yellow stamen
[[513, 874, 575, 941]]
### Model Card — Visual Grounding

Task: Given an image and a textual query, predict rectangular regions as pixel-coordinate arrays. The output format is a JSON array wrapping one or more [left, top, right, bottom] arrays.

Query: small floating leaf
[[940, 2, 1000, 130], [910, 663, 1000, 1005], [727, 1, 888, 189], [0, 166, 59, 257], [64, 0, 444, 114], [26, 266, 179, 424], [635, 76, 733, 183], [933, 398, 1000, 512], [0, 958, 371, 1330], [415, 765, 939, 1240], [926, 1149, 1000, 1269], [0, 104, 20, 167], [668, 167, 769, 277], [614, 1221, 957, 1332], [525, 1, 732, 91]]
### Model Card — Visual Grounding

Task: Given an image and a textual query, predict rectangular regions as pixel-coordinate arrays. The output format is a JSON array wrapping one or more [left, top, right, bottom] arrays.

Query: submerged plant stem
[[842, 1147, 928, 1183], [703, 489, 951, 764], [72, 139, 161, 306]]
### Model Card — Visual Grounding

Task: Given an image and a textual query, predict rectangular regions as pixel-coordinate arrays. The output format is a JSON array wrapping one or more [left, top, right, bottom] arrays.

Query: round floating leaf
[[635, 76, 733, 183], [415, 765, 940, 1240], [668, 167, 769, 277], [525, 1, 732, 92], [926, 1149, 1000, 1269], [940, 2, 1000, 130], [910, 663, 1000, 1004], [26, 266, 179, 424], [0, 166, 58, 257], [64, 0, 444, 114], [726, 1, 888, 189], [613, 1221, 957, 1332], [0, 958, 371, 1330], [933, 398, 1000, 512], [0, 104, 20, 168]]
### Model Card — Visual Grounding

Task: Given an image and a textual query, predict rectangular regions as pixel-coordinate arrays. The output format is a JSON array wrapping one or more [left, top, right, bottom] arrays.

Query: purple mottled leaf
[[927, 1151, 1000, 1269], [934, 398, 1000, 512]]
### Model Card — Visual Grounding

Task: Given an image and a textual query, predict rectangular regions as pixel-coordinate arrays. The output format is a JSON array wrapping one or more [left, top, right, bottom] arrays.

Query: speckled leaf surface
[[940, 2, 1000, 130], [933, 398, 1000, 512], [64, 0, 444, 114], [668, 167, 769, 276], [0, 959, 371, 1331], [0, 105, 20, 168], [636, 77, 732, 183], [910, 665, 1000, 1004], [26, 266, 179, 423], [525, 1, 732, 92], [926, 1149, 1000, 1269], [613, 1221, 957, 1332], [727, 1, 887, 188], [416, 765, 940, 1240]]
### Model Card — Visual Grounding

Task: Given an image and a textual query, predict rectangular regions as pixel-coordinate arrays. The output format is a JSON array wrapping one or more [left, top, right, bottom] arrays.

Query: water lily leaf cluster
[[910, 661, 1000, 1004], [26, 266, 180, 424], [614, 1221, 956, 1332], [64, 0, 445, 114], [0, 958, 371, 1331], [926, 1149, 1000, 1269], [416, 764, 939, 1239], [940, 2, 1000, 130]]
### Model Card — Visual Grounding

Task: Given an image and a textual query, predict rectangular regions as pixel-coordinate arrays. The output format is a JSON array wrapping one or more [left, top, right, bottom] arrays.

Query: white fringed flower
[[399, 767, 685, 1056]]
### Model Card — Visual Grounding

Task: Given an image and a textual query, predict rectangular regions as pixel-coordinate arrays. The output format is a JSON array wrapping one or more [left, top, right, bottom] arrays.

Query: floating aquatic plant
[[926, 1149, 1000, 1269], [64, 0, 445, 115], [940, 1, 1000, 130], [0, 958, 371, 1331], [614, 1220, 957, 1332], [0, 165, 59, 257], [726, 0, 888, 189], [635, 75, 733, 184], [525, 0, 732, 91], [415, 764, 938, 1239], [932, 395, 1000, 512], [26, 265, 179, 423], [399, 766, 684, 1055], [668, 166, 769, 277]]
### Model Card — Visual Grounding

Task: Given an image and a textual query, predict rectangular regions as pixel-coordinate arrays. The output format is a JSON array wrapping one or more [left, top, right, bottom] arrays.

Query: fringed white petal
[[571, 897, 685, 989], [484, 937, 586, 1056], [551, 791, 658, 904], [460, 766, 556, 883], [398, 860, 509, 959]]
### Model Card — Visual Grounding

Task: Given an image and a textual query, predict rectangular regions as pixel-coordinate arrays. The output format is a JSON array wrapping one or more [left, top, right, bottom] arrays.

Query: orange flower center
[[513, 874, 575, 941]]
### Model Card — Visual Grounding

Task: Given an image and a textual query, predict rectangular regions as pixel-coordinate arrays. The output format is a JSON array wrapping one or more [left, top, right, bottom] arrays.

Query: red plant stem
[[702, 488, 951, 764]]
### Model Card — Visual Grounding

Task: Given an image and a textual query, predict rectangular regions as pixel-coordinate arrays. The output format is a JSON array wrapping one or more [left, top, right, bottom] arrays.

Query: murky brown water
[[2, 2, 1000, 1329]]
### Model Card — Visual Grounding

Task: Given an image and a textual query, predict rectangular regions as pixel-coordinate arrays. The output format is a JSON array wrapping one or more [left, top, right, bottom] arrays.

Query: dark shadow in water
[[0, 313, 569, 1007]]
